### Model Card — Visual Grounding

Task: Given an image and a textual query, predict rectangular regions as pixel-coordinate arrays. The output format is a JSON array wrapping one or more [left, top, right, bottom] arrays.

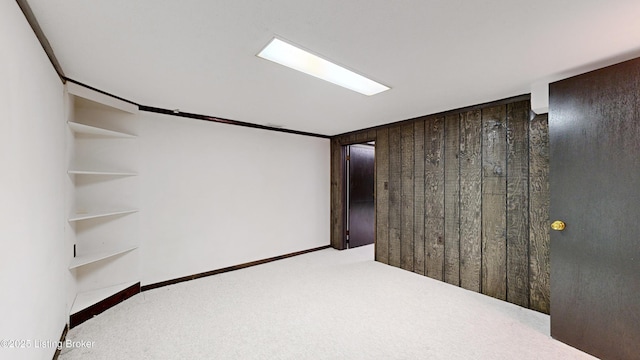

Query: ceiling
[[26, 0, 640, 136]]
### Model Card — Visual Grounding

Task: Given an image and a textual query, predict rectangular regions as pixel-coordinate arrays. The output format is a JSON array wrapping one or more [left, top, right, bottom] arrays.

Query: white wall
[[0, 5, 330, 353], [0, 2, 67, 360], [138, 112, 330, 285]]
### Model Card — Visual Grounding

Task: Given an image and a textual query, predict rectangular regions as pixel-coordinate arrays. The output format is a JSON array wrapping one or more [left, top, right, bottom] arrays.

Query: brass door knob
[[551, 220, 566, 231]]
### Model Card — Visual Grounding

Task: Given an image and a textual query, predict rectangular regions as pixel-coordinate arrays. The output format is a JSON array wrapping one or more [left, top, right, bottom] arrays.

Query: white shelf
[[71, 281, 139, 315], [68, 169, 137, 176], [68, 209, 138, 222], [67, 82, 139, 114], [66, 83, 140, 322], [69, 245, 138, 269], [68, 121, 136, 138]]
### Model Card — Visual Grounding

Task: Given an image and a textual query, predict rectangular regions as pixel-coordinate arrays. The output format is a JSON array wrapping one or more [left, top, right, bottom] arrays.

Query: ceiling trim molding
[[65, 79, 330, 139], [65, 78, 140, 107], [16, 1, 329, 140], [139, 106, 331, 139], [65, 78, 329, 139], [334, 94, 532, 138], [16, 0, 65, 81]]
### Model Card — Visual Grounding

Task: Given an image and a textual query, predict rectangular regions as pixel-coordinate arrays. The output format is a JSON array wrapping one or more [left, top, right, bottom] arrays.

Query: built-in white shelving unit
[[66, 82, 140, 324]]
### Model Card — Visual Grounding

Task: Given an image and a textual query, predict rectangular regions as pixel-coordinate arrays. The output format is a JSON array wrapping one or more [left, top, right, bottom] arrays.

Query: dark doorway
[[346, 143, 375, 248], [548, 57, 640, 359]]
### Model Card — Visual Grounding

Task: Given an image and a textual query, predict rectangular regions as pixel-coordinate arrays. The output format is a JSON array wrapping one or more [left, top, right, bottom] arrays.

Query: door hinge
[[346, 155, 350, 161], [346, 230, 349, 236]]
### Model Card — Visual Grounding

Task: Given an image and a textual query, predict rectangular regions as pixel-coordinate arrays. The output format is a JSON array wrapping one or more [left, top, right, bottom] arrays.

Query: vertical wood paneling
[[330, 138, 344, 249], [329, 96, 550, 314], [481, 105, 508, 300], [413, 120, 426, 275], [444, 114, 461, 286], [459, 110, 483, 292], [388, 127, 402, 268], [506, 101, 530, 307], [425, 117, 445, 280], [400, 124, 415, 271], [367, 129, 378, 143], [375, 128, 390, 264], [529, 114, 550, 313]]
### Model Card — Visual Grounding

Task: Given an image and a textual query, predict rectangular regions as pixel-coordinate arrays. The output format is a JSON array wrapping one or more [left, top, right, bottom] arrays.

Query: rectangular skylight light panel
[[257, 38, 390, 96]]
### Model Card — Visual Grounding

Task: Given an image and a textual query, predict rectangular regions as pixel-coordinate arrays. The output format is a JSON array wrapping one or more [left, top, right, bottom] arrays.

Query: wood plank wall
[[330, 97, 550, 313]]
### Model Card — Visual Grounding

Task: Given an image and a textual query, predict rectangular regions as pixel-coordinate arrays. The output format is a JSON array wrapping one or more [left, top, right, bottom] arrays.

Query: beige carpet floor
[[60, 245, 595, 359]]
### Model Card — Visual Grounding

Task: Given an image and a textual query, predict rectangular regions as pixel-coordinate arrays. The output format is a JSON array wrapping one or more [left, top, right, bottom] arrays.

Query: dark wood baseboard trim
[[139, 106, 330, 139], [51, 324, 68, 360], [141, 245, 331, 292], [67, 247, 330, 327], [70, 282, 140, 329]]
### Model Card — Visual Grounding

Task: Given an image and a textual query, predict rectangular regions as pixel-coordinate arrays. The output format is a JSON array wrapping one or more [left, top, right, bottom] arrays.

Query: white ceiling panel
[[26, 0, 640, 135]]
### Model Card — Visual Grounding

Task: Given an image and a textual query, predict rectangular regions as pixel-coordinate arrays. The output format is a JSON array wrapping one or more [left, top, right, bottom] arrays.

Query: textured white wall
[[138, 112, 330, 286], [0, 2, 67, 360]]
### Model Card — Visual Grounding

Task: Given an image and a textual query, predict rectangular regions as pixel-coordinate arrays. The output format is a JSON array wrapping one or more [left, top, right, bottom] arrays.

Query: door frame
[[345, 142, 376, 249], [330, 134, 377, 250]]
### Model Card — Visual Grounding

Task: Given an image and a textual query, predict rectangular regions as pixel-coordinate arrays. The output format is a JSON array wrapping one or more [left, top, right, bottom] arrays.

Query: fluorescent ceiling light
[[257, 38, 390, 96]]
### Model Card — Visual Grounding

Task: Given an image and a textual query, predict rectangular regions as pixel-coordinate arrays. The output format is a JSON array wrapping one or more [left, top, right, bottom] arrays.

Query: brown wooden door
[[348, 144, 375, 248], [548, 57, 640, 359]]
